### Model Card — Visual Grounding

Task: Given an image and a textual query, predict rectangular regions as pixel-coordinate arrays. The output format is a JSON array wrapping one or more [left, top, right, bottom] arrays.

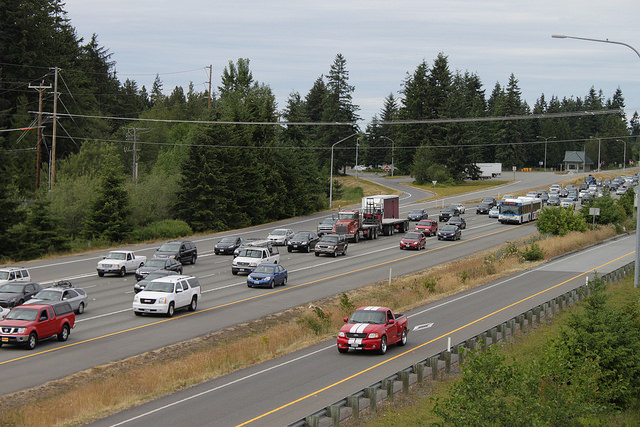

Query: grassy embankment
[[0, 174, 620, 426]]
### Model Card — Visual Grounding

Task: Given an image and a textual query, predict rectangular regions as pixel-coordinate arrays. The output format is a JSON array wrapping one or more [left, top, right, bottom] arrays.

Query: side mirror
[[388, 319, 395, 324], [343, 317, 348, 323]]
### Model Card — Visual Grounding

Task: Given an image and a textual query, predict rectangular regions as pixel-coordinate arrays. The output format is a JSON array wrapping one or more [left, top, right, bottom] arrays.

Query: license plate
[[350, 344, 358, 348], [2, 337, 8, 342]]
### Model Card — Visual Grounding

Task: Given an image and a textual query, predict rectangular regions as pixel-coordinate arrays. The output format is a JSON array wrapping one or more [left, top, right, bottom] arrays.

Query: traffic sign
[[384, 165, 390, 171]]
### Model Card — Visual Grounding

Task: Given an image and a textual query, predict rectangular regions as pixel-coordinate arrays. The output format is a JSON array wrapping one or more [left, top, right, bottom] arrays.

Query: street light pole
[[553, 34, 640, 288], [536, 135, 556, 171], [617, 139, 627, 170], [379, 135, 396, 177], [329, 133, 359, 209], [355, 138, 359, 180]]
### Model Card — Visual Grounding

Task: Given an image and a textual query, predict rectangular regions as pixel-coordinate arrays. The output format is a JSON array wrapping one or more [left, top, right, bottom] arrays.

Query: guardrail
[[289, 261, 635, 427]]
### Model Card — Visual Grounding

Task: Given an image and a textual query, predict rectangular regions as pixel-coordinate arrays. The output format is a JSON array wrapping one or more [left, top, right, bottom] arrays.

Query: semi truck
[[333, 195, 409, 242], [475, 163, 502, 179]]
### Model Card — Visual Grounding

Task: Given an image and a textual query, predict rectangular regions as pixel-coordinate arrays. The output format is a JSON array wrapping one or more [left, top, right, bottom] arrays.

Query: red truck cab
[[337, 306, 408, 354], [0, 302, 75, 350]]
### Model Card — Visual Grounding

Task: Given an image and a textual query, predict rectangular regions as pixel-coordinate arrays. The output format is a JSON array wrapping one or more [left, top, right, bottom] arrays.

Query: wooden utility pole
[[28, 81, 51, 191], [208, 65, 212, 111], [50, 67, 59, 190]]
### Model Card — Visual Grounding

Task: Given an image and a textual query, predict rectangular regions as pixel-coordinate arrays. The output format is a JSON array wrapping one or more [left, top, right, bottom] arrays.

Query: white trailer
[[475, 163, 502, 179]]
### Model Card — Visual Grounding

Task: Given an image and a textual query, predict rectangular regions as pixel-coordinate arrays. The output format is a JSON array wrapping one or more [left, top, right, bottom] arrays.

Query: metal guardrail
[[289, 261, 635, 427]]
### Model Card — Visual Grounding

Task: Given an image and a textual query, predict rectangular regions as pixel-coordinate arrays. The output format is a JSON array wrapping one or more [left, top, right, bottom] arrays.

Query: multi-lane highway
[[0, 172, 572, 400]]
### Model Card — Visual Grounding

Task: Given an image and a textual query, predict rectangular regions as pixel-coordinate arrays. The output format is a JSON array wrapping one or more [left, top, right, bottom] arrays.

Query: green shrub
[[521, 242, 544, 261], [131, 219, 193, 241], [339, 293, 355, 314], [423, 277, 437, 292]]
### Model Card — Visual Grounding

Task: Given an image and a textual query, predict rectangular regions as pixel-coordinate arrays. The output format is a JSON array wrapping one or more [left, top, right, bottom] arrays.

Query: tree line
[[1, 0, 639, 260]]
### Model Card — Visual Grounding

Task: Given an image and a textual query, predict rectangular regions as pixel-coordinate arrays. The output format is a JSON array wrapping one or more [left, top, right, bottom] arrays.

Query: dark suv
[[314, 234, 348, 257], [154, 241, 198, 265], [438, 207, 458, 222]]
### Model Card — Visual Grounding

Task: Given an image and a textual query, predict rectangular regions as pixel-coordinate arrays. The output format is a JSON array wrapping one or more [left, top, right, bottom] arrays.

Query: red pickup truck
[[0, 302, 75, 350], [337, 306, 408, 354]]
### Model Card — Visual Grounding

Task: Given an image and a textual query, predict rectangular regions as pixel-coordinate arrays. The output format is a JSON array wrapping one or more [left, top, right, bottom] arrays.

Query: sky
[[63, 0, 640, 125]]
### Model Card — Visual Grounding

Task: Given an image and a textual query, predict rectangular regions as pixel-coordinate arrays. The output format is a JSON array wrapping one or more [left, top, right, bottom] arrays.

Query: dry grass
[[0, 225, 621, 427]]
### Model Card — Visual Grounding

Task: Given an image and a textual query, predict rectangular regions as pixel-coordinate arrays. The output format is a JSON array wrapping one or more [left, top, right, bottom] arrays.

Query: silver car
[[25, 281, 88, 314], [267, 228, 295, 246]]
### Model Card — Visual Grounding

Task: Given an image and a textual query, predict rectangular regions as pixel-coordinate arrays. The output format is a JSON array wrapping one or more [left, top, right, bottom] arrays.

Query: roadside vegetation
[[0, 224, 619, 426]]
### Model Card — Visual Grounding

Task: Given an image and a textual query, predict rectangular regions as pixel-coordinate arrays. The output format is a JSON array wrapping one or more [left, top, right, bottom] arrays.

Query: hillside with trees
[[1, 1, 638, 261]]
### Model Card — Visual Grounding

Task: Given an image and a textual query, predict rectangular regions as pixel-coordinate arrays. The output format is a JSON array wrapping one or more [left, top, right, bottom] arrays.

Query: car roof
[[355, 306, 387, 312], [149, 274, 194, 283]]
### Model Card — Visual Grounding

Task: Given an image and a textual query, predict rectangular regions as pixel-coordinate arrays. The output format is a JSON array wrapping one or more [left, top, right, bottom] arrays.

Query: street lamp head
[[551, 34, 568, 39]]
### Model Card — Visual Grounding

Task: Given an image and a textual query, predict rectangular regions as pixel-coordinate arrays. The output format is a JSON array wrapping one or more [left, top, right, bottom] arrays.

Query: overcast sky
[[64, 0, 640, 125]]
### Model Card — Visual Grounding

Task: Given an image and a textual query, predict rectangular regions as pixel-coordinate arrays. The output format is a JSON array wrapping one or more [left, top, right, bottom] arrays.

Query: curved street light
[[553, 34, 640, 288], [329, 133, 359, 209], [536, 135, 556, 171], [379, 135, 396, 176]]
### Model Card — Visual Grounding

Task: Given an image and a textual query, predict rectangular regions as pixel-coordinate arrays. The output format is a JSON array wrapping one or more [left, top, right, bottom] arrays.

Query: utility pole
[[125, 126, 147, 183], [208, 65, 212, 111], [29, 81, 51, 191], [50, 67, 60, 190]]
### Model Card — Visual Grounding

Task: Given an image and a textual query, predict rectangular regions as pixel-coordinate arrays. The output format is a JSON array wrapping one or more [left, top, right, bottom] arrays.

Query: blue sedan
[[247, 264, 288, 289]]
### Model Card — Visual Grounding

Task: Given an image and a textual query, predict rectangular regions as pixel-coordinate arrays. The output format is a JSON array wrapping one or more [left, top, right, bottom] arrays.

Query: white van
[[0, 267, 31, 286]]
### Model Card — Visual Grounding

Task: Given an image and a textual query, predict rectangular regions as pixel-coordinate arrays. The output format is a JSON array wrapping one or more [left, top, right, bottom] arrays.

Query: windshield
[[144, 259, 166, 268], [338, 212, 357, 220], [106, 252, 126, 260], [33, 290, 61, 301], [320, 236, 338, 244], [271, 229, 287, 235], [292, 232, 309, 239], [0, 284, 23, 293], [238, 249, 262, 258], [5, 308, 38, 321], [253, 265, 275, 274], [0, 272, 9, 280], [158, 243, 180, 251], [403, 233, 421, 240], [409, 210, 423, 215], [144, 282, 174, 293], [348, 310, 385, 324], [417, 220, 434, 226], [219, 237, 236, 244], [441, 225, 457, 232], [500, 205, 520, 215], [320, 218, 336, 225]]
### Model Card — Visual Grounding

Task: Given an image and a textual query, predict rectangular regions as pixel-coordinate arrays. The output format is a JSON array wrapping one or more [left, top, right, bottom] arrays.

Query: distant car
[[450, 203, 465, 214], [267, 228, 295, 246], [154, 240, 197, 265], [133, 269, 177, 294], [447, 216, 466, 229], [476, 202, 491, 214], [135, 257, 183, 281], [314, 234, 348, 257], [616, 187, 627, 195], [0, 267, 31, 286], [407, 209, 429, 221], [0, 282, 43, 309], [399, 232, 426, 250], [415, 219, 438, 236], [481, 197, 497, 207], [287, 231, 320, 253], [25, 281, 88, 314], [547, 195, 561, 206], [317, 217, 338, 237], [438, 224, 461, 241], [233, 239, 274, 257], [214, 236, 245, 255], [247, 263, 288, 288], [560, 198, 575, 209], [488, 206, 499, 218], [439, 207, 457, 222]]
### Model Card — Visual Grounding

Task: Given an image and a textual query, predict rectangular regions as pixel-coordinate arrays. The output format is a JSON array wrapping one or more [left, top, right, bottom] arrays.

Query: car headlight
[[338, 331, 345, 337], [367, 332, 379, 339], [249, 262, 258, 267], [16, 327, 26, 334], [158, 297, 167, 304]]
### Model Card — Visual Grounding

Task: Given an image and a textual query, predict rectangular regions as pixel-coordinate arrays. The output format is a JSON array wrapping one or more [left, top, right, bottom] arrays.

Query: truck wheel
[[57, 324, 70, 341], [178, 267, 183, 275], [134, 311, 143, 316], [98, 271, 104, 277], [287, 247, 292, 252], [354, 232, 359, 243], [188, 296, 197, 312], [342, 247, 347, 256], [333, 251, 338, 258], [26, 332, 38, 350], [166, 302, 175, 317], [76, 302, 85, 314], [191, 254, 197, 265], [119, 267, 126, 277], [232, 270, 238, 275], [398, 328, 407, 346], [378, 336, 387, 355], [315, 252, 319, 257], [337, 346, 348, 354]]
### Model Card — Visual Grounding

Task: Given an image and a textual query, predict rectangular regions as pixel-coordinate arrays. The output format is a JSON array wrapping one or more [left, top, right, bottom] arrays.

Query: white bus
[[498, 197, 542, 224]]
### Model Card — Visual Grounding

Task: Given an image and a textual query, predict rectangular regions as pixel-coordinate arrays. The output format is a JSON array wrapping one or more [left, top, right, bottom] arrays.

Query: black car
[[481, 197, 497, 207], [135, 257, 183, 281], [438, 224, 461, 241], [287, 231, 320, 253], [438, 207, 457, 222], [0, 282, 43, 309], [154, 241, 197, 265], [314, 234, 348, 257], [214, 236, 245, 255], [476, 202, 491, 214], [447, 216, 466, 229], [134, 269, 177, 293], [407, 209, 429, 221]]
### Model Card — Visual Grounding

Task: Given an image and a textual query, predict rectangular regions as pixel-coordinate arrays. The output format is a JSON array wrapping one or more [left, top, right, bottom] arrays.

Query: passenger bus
[[498, 197, 542, 224]]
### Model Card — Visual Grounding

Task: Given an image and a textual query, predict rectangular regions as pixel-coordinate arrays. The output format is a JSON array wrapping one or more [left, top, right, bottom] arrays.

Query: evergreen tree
[[12, 195, 70, 259]]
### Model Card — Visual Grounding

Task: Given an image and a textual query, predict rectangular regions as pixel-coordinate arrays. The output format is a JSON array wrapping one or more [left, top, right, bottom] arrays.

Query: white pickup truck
[[97, 250, 147, 277], [132, 275, 201, 317], [232, 246, 280, 275]]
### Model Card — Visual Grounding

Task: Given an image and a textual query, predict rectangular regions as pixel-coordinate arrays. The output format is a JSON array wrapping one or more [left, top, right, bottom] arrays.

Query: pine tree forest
[[1, 1, 639, 260]]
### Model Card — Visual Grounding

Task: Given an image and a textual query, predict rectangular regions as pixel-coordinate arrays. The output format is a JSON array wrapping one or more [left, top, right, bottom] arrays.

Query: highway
[[0, 172, 571, 398]]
